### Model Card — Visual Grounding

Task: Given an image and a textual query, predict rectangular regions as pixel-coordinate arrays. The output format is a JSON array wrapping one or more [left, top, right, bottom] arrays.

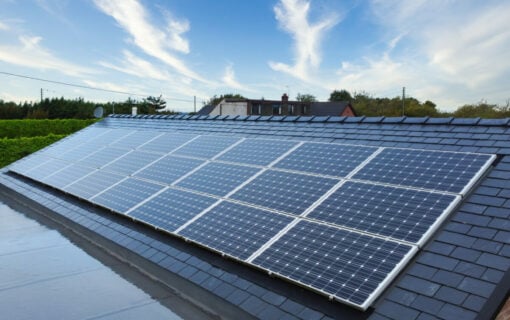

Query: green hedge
[[0, 119, 97, 138], [0, 134, 67, 167]]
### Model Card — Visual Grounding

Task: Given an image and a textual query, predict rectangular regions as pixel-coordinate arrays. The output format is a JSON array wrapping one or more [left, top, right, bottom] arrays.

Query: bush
[[0, 134, 66, 167], [0, 119, 97, 138]]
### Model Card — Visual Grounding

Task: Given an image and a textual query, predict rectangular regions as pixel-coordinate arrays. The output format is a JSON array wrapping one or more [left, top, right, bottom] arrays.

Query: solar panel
[[217, 139, 298, 166], [252, 220, 415, 309], [138, 133, 197, 154], [134, 155, 204, 185], [22, 158, 71, 181], [78, 147, 130, 168], [353, 148, 495, 194], [230, 170, 338, 214], [178, 201, 294, 260], [102, 151, 162, 175], [172, 135, 241, 159], [128, 188, 217, 232], [307, 181, 460, 244], [110, 130, 163, 150], [176, 162, 260, 196], [42, 164, 96, 189], [275, 143, 377, 177], [90, 178, 165, 213], [6, 118, 496, 311], [64, 170, 125, 199]]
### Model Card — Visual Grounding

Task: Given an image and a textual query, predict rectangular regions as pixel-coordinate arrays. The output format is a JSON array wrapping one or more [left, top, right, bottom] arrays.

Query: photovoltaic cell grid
[[307, 181, 459, 244], [274, 143, 377, 177], [178, 201, 294, 260], [5, 121, 496, 311], [353, 148, 494, 194], [128, 188, 217, 232]]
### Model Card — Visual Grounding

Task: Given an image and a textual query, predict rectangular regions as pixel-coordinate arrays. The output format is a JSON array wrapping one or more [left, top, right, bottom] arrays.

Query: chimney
[[282, 93, 288, 103]]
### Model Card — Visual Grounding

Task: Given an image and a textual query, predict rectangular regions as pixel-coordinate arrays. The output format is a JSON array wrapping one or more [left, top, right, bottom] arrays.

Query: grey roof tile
[[411, 295, 445, 314], [453, 212, 491, 227], [450, 247, 482, 262], [189, 270, 210, 285], [376, 301, 420, 320], [261, 291, 287, 306], [472, 238, 503, 254], [467, 226, 497, 240], [458, 277, 495, 298], [398, 275, 441, 296], [417, 252, 459, 271], [481, 268, 504, 284], [258, 304, 293, 320], [494, 230, 510, 243], [225, 288, 251, 305], [213, 282, 237, 299], [438, 304, 477, 320], [476, 252, 510, 271], [501, 244, 510, 257], [431, 270, 464, 287], [455, 261, 486, 278], [435, 286, 468, 305], [297, 307, 323, 320], [462, 295, 486, 312], [407, 264, 438, 279], [425, 242, 456, 256], [281, 299, 306, 315], [387, 287, 418, 306], [436, 231, 477, 248]]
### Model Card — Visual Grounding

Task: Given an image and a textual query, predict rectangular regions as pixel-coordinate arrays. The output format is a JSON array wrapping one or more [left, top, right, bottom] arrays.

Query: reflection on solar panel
[[353, 148, 494, 194], [139, 133, 196, 154], [275, 143, 377, 177], [252, 220, 415, 309], [230, 170, 338, 214], [307, 181, 459, 244], [7, 118, 495, 310], [173, 135, 241, 158], [102, 151, 162, 175], [177, 162, 260, 196], [64, 170, 124, 199], [42, 164, 96, 189], [78, 147, 129, 168], [90, 178, 165, 213], [134, 155, 204, 185], [217, 139, 298, 166], [128, 188, 217, 232], [178, 202, 294, 260]]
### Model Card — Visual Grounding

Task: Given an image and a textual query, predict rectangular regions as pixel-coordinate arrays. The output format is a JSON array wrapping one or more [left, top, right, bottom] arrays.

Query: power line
[[0, 71, 196, 103]]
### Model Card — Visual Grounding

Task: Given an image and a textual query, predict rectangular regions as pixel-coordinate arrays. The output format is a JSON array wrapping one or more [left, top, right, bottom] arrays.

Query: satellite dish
[[93, 106, 104, 118]]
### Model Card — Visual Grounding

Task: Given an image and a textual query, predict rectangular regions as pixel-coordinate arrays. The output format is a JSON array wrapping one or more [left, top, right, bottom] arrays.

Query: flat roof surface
[[0, 193, 213, 320]]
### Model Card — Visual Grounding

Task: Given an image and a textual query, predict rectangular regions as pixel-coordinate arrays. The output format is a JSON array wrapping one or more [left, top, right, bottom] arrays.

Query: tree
[[295, 93, 317, 102], [144, 95, 166, 112], [329, 89, 352, 102], [206, 93, 245, 106]]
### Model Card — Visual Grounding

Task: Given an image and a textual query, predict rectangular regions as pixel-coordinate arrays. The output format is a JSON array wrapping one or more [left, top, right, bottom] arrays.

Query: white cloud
[[0, 21, 9, 30], [269, 0, 340, 80], [98, 50, 170, 81], [93, 0, 207, 83], [221, 64, 254, 92], [82, 79, 143, 95], [0, 35, 95, 76]]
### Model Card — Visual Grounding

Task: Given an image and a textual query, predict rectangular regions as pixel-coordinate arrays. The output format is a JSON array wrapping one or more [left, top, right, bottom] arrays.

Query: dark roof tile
[[458, 277, 495, 298], [398, 275, 441, 296], [281, 299, 306, 315], [189, 270, 210, 285], [376, 301, 420, 320], [417, 252, 459, 271], [444, 222, 472, 234], [261, 291, 287, 306], [425, 117, 453, 124], [425, 242, 456, 255], [213, 282, 237, 299], [476, 252, 510, 271], [431, 270, 464, 287], [500, 244, 510, 257], [387, 287, 418, 306], [435, 286, 468, 305], [225, 288, 251, 305], [438, 303, 477, 320], [481, 268, 504, 284], [467, 226, 497, 240], [471, 238, 503, 254], [462, 295, 486, 312], [382, 117, 405, 123], [450, 247, 482, 262], [297, 307, 323, 320], [454, 213, 494, 228], [494, 230, 510, 243], [467, 195, 505, 207], [258, 304, 293, 320], [407, 264, 438, 279], [436, 231, 477, 248], [455, 261, 486, 278], [411, 295, 445, 314]]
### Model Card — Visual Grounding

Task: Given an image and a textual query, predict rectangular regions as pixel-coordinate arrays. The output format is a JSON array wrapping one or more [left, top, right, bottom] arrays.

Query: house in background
[[198, 93, 356, 117]]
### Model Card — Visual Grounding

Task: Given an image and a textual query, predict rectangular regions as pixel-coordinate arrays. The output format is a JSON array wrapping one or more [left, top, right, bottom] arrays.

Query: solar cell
[[353, 148, 495, 194], [8, 154, 52, 175], [110, 130, 162, 150], [78, 147, 129, 168], [217, 139, 298, 166], [128, 188, 217, 232], [134, 155, 204, 185], [102, 151, 162, 175], [176, 162, 260, 196], [64, 170, 124, 199], [252, 220, 414, 309], [22, 159, 71, 181], [275, 143, 377, 177], [90, 178, 165, 213], [138, 133, 197, 154], [86, 128, 135, 146], [42, 164, 96, 189], [230, 170, 338, 214], [58, 143, 102, 162], [307, 181, 459, 243], [178, 202, 294, 260], [172, 135, 241, 159]]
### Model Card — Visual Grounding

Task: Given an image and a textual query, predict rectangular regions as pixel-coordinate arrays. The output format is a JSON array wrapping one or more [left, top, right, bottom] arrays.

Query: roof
[[1, 114, 510, 320], [310, 101, 353, 116], [196, 104, 215, 115]]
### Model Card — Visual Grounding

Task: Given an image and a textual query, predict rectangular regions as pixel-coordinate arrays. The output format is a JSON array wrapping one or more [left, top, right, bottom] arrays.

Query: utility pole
[[194, 96, 196, 113], [40, 88, 43, 102], [402, 86, 406, 116]]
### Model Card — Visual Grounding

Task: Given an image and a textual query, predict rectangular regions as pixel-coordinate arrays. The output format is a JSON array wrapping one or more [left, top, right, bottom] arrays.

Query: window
[[251, 104, 261, 115], [272, 105, 281, 115]]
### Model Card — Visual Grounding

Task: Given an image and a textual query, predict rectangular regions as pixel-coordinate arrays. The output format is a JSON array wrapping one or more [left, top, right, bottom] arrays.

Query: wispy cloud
[[334, 1, 510, 109], [269, 0, 340, 80], [221, 64, 254, 92], [0, 21, 9, 30], [0, 35, 95, 76], [93, 0, 206, 83], [98, 50, 170, 81]]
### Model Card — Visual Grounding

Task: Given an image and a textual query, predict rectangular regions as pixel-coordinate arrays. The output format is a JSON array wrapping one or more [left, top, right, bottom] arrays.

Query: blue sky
[[0, 0, 509, 112]]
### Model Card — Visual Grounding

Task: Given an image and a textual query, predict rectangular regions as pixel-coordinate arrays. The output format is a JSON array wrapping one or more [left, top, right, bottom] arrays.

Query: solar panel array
[[7, 122, 495, 310]]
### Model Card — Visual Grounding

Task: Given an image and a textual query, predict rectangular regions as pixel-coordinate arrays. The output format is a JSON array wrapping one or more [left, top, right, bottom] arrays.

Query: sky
[[0, 0, 509, 113]]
